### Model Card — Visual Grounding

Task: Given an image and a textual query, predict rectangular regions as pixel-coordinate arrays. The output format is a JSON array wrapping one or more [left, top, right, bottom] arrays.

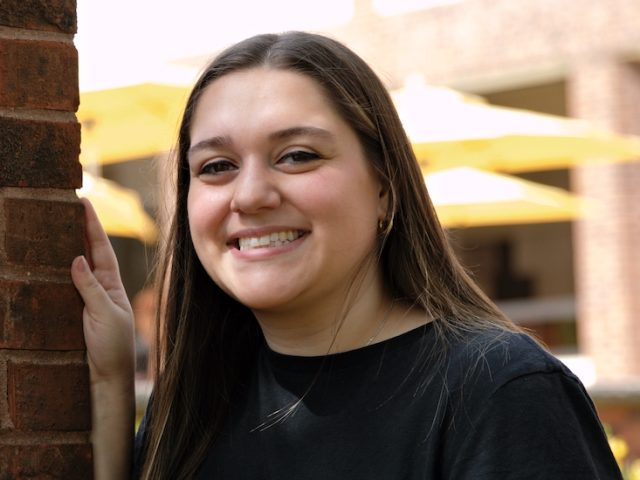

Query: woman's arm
[[71, 198, 136, 480]]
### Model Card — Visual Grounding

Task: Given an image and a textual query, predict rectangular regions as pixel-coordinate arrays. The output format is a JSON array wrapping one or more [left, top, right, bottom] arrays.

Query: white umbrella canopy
[[76, 172, 158, 243], [426, 167, 585, 228], [393, 77, 640, 173]]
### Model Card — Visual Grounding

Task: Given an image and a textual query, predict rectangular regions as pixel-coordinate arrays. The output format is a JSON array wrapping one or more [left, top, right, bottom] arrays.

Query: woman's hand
[[71, 198, 135, 384], [71, 198, 136, 480]]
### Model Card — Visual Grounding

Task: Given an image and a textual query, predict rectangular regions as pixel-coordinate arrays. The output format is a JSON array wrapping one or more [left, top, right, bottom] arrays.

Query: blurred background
[[75, 0, 640, 474]]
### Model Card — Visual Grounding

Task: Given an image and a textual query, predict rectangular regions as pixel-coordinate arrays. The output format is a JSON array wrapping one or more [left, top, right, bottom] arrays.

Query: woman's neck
[[252, 275, 430, 357]]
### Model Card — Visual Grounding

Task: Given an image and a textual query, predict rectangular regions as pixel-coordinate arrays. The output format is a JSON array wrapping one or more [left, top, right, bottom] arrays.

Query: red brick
[[0, 38, 79, 111], [7, 361, 91, 431], [3, 198, 84, 268], [0, 117, 81, 188], [0, 0, 77, 33], [0, 279, 84, 350], [0, 444, 92, 479]]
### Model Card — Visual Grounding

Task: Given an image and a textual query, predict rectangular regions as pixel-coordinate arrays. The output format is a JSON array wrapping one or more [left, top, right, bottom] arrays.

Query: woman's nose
[[230, 163, 282, 214]]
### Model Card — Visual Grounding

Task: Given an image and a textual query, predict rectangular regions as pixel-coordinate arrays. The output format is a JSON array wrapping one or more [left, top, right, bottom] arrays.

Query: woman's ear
[[377, 183, 392, 225]]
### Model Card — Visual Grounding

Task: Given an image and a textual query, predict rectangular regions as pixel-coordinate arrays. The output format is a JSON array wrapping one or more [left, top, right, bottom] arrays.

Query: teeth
[[238, 230, 303, 251]]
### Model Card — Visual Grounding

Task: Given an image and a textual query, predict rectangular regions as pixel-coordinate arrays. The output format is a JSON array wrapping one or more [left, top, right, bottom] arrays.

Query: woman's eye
[[200, 160, 236, 175], [279, 150, 320, 164]]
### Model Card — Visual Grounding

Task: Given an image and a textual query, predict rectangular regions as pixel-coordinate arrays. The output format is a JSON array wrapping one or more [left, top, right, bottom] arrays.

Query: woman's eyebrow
[[188, 135, 233, 158], [188, 127, 335, 160], [268, 126, 336, 142]]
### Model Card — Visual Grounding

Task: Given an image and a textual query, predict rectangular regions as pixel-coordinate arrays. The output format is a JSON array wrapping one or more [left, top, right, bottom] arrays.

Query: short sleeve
[[444, 371, 622, 480]]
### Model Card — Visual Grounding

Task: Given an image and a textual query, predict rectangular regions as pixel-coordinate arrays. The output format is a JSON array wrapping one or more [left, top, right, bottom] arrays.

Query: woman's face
[[187, 67, 387, 315]]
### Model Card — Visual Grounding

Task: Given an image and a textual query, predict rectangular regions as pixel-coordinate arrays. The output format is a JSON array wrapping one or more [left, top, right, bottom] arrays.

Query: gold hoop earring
[[378, 214, 394, 235], [384, 215, 394, 235]]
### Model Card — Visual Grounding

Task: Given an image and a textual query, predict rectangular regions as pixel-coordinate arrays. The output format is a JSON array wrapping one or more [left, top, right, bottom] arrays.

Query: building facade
[[324, 0, 640, 457]]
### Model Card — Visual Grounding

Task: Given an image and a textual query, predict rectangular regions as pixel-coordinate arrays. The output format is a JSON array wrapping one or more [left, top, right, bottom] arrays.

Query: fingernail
[[75, 255, 88, 272]]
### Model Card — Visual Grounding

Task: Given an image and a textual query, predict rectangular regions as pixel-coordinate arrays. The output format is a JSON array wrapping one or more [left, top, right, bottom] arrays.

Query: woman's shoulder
[[442, 327, 576, 396], [438, 327, 622, 479]]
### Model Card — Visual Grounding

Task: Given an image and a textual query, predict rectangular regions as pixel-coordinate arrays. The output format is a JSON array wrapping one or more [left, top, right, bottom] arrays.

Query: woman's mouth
[[235, 230, 306, 251]]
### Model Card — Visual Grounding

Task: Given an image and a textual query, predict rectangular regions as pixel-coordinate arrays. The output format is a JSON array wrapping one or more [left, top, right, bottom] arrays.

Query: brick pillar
[[568, 57, 640, 383], [0, 1, 93, 478]]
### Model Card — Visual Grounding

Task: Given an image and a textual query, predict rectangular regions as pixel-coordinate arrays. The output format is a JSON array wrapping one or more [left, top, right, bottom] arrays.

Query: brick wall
[[568, 59, 640, 381], [330, 0, 640, 91], [0, 1, 92, 478]]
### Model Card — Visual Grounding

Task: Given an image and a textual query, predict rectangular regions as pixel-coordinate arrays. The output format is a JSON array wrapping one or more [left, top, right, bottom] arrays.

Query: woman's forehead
[[189, 68, 349, 144]]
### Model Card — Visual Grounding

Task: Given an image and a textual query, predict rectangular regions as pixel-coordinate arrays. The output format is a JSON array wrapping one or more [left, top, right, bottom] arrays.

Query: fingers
[[74, 198, 131, 312], [79, 197, 120, 275], [78, 198, 130, 301], [71, 255, 116, 318]]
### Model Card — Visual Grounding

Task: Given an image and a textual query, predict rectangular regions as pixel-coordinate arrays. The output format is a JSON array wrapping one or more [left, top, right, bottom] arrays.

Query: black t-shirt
[[134, 324, 622, 479]]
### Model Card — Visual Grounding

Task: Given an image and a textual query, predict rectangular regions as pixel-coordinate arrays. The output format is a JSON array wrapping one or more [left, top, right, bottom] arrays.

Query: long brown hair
[[141, 31, 518, 479]]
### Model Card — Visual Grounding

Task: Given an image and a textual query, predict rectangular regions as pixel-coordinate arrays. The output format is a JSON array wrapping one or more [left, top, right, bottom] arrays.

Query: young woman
[[72, 32, 622, 479]]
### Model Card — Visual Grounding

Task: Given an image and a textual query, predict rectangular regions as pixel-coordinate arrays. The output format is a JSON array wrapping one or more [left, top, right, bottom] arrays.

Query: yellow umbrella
[[77, 172, 158, 243], [80, 80, 640, 172], [426, 167, 584, 228], [393, 78, 640, 173], [78, 83, 190, 165]]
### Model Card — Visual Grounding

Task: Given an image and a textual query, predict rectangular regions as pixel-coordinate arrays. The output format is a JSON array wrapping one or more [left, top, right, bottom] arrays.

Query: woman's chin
[[231, 290, 298, 313]]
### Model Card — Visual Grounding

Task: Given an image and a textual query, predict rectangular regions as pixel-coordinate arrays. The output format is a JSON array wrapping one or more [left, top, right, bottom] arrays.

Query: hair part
[[142, 31, 519, 479]]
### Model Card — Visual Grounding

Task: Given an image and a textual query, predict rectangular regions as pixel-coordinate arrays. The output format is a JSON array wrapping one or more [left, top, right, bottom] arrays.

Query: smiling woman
[[71, 32, 622, 480], [186, 68, 387, 323]]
